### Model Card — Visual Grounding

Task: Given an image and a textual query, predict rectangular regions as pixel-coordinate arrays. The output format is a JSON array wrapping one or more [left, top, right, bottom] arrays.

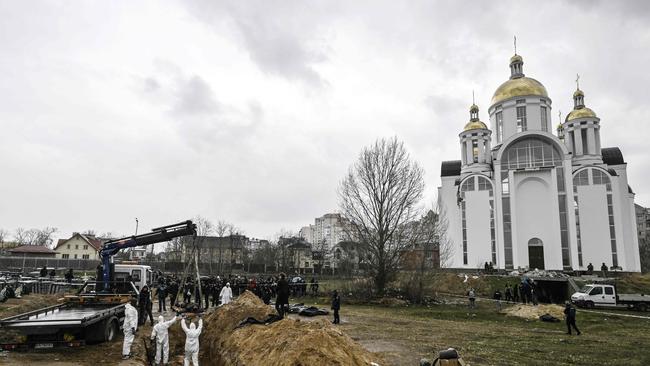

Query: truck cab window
[[605, 287, 614, 295], [132, 269, 142, 282], [590, 286, 603, 295]]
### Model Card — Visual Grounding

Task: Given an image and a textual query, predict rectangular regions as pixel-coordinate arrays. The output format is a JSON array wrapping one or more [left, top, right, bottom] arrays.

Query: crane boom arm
[[99, 220, 196, 292]]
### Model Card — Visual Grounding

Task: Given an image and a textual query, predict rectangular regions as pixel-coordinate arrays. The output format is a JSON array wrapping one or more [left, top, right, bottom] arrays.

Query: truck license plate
[[35, 343, 53, 349]]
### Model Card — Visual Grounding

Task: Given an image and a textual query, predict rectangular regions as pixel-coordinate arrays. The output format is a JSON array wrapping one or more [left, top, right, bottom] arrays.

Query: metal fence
[[0, 256, 100, 273]]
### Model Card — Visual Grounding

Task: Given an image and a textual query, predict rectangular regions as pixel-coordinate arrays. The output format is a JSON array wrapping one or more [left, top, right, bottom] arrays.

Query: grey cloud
[[182, 0, 331, 86], [172, 75, 220, 116], [137, 69, 262, 152]]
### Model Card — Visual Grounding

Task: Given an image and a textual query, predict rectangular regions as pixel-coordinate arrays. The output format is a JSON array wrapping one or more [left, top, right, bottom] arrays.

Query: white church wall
[[465, 190, 492, 268], [512, 171, 563, 270], [610, 165, 641, 271], [438, 178, 462, 268], [577, 185, 612, 268]]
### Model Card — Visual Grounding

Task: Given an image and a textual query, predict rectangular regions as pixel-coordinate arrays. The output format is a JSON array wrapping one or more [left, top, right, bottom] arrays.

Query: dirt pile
[[168, 291, 380, 366], [503, 303, 565, 320]]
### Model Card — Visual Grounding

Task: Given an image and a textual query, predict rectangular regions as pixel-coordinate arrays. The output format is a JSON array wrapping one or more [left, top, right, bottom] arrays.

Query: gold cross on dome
[[576, 73, 580, 90]]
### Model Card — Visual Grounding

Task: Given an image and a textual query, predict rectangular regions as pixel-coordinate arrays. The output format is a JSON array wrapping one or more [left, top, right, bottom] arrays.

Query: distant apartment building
[[299, 213, 351, 251], [54, 233, 104, 260]]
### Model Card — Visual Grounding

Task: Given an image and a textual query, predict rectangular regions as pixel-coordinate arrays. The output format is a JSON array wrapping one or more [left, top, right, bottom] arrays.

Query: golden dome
[[463, 120, 488, 131], [491, 77, 548, 105], [573, 89, 584, 98], [565, 107, 597, 122], [510, 54, 523, 63]]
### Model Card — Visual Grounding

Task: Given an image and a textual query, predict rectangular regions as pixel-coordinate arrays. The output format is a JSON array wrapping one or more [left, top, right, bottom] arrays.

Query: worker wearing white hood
[[122, 299, 139, 359], [181, 317, 203, 366], [219, 282, 233, 305], [151, 314, 178, 365]]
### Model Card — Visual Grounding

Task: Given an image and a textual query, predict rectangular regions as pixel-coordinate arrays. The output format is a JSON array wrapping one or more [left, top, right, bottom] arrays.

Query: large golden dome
[[565, 107, 597, 122], [491, 77, 548, 105]]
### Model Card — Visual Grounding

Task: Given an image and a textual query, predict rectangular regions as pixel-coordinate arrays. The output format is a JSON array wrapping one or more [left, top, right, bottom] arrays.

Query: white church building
[[438, 53, 641, 272]]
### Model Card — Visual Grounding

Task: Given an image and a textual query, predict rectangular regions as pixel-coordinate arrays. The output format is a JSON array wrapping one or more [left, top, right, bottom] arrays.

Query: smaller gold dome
[[510, 54, 523, 64], [463, 120, 488, 131], [565, 107, 597, 122], [573, 89, 584, 98]]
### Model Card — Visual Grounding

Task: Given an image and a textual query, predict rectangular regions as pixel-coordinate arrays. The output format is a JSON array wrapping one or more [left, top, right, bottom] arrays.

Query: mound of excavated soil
[[503, 304, 565, 320], [168, 291, 381, 366]]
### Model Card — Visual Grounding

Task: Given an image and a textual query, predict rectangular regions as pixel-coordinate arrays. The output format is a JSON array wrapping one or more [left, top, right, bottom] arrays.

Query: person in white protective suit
[[181, 317, 203, 366], [219, 282, 233, 305], [150, 314, 178, 365], [122, 299, 139, 359]]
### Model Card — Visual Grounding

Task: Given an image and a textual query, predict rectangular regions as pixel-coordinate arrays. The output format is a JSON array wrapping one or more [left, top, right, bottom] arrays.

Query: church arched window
[[502, 137, 563, 170]]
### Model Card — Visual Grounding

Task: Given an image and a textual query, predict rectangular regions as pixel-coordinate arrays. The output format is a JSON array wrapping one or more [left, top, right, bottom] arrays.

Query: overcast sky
[[1, 0, 649, 244]]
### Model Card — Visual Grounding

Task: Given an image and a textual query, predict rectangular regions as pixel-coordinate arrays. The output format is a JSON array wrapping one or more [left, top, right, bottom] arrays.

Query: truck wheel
[[637, 303, 648, 312], [104, 317, 119, 342], [585, 301, 595, 309]]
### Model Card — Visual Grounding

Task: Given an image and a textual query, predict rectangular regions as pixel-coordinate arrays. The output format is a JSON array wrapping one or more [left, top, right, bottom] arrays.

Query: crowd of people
[[148, 273, 322, 311]]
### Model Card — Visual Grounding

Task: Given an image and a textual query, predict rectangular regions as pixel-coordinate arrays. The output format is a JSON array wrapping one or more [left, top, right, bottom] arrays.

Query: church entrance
[[528, 238, 545, 270]]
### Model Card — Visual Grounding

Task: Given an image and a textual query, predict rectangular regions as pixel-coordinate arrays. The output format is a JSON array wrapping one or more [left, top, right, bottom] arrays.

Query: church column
[[566, 128, 574, 155], [574, 127, 583, 156], [478, 138, 486, 163], [461, 140, 467, 166], [587, 127, 596, 155], [466, 138, 473, 164]]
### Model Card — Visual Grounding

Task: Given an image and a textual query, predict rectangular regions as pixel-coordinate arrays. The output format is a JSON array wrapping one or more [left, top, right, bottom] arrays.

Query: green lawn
[[336, 299, 650, 366]]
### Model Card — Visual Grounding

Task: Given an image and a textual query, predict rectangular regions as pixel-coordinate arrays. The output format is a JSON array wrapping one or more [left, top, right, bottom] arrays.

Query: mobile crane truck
[[0, 220, 196, 350]]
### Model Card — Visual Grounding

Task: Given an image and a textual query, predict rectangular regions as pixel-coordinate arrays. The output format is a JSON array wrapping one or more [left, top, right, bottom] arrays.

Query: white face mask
[[190, 323, 196, 330], [158, 316, 165, 324]]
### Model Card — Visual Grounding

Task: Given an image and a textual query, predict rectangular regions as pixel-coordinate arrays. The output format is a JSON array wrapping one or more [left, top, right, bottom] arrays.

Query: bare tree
[[313, 238, 329, 274], [14, 227, 58, 247], [338, 137, 425, 296], [0, 229, 7, 244], [192, 216, 214, 271], [215, 220, 233, 273]]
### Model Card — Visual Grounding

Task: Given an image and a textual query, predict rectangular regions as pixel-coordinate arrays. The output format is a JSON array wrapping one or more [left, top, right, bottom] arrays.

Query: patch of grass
[[339, 299, 650, 366]]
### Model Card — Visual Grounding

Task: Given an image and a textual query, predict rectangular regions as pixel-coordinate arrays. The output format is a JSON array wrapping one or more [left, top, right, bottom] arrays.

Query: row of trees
[[0, 227, 58, 247]]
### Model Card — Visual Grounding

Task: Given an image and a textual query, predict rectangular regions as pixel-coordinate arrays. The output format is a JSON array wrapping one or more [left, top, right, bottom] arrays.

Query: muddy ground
[[2, 294, 650, 365]]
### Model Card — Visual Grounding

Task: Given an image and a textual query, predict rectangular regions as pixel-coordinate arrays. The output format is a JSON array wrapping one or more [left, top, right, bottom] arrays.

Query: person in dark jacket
[[139, 285, 154, 325], [275, 273, 289, 318], [65, 269, 74, 283], [168, 281, 179, 307], [39, 266, 48, 277], [331, 290, 341, 324], [564, 302, 581, 335], [157, 283, 167, 313]]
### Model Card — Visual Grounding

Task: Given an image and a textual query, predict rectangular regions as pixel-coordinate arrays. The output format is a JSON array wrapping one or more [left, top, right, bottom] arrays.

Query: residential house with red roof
[[54, 233, 104, 260]]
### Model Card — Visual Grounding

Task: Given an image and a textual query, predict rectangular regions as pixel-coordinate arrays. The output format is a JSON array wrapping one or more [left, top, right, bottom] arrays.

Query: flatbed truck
[[571, 283, 649, 311], [0, 220, 196, 349]]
